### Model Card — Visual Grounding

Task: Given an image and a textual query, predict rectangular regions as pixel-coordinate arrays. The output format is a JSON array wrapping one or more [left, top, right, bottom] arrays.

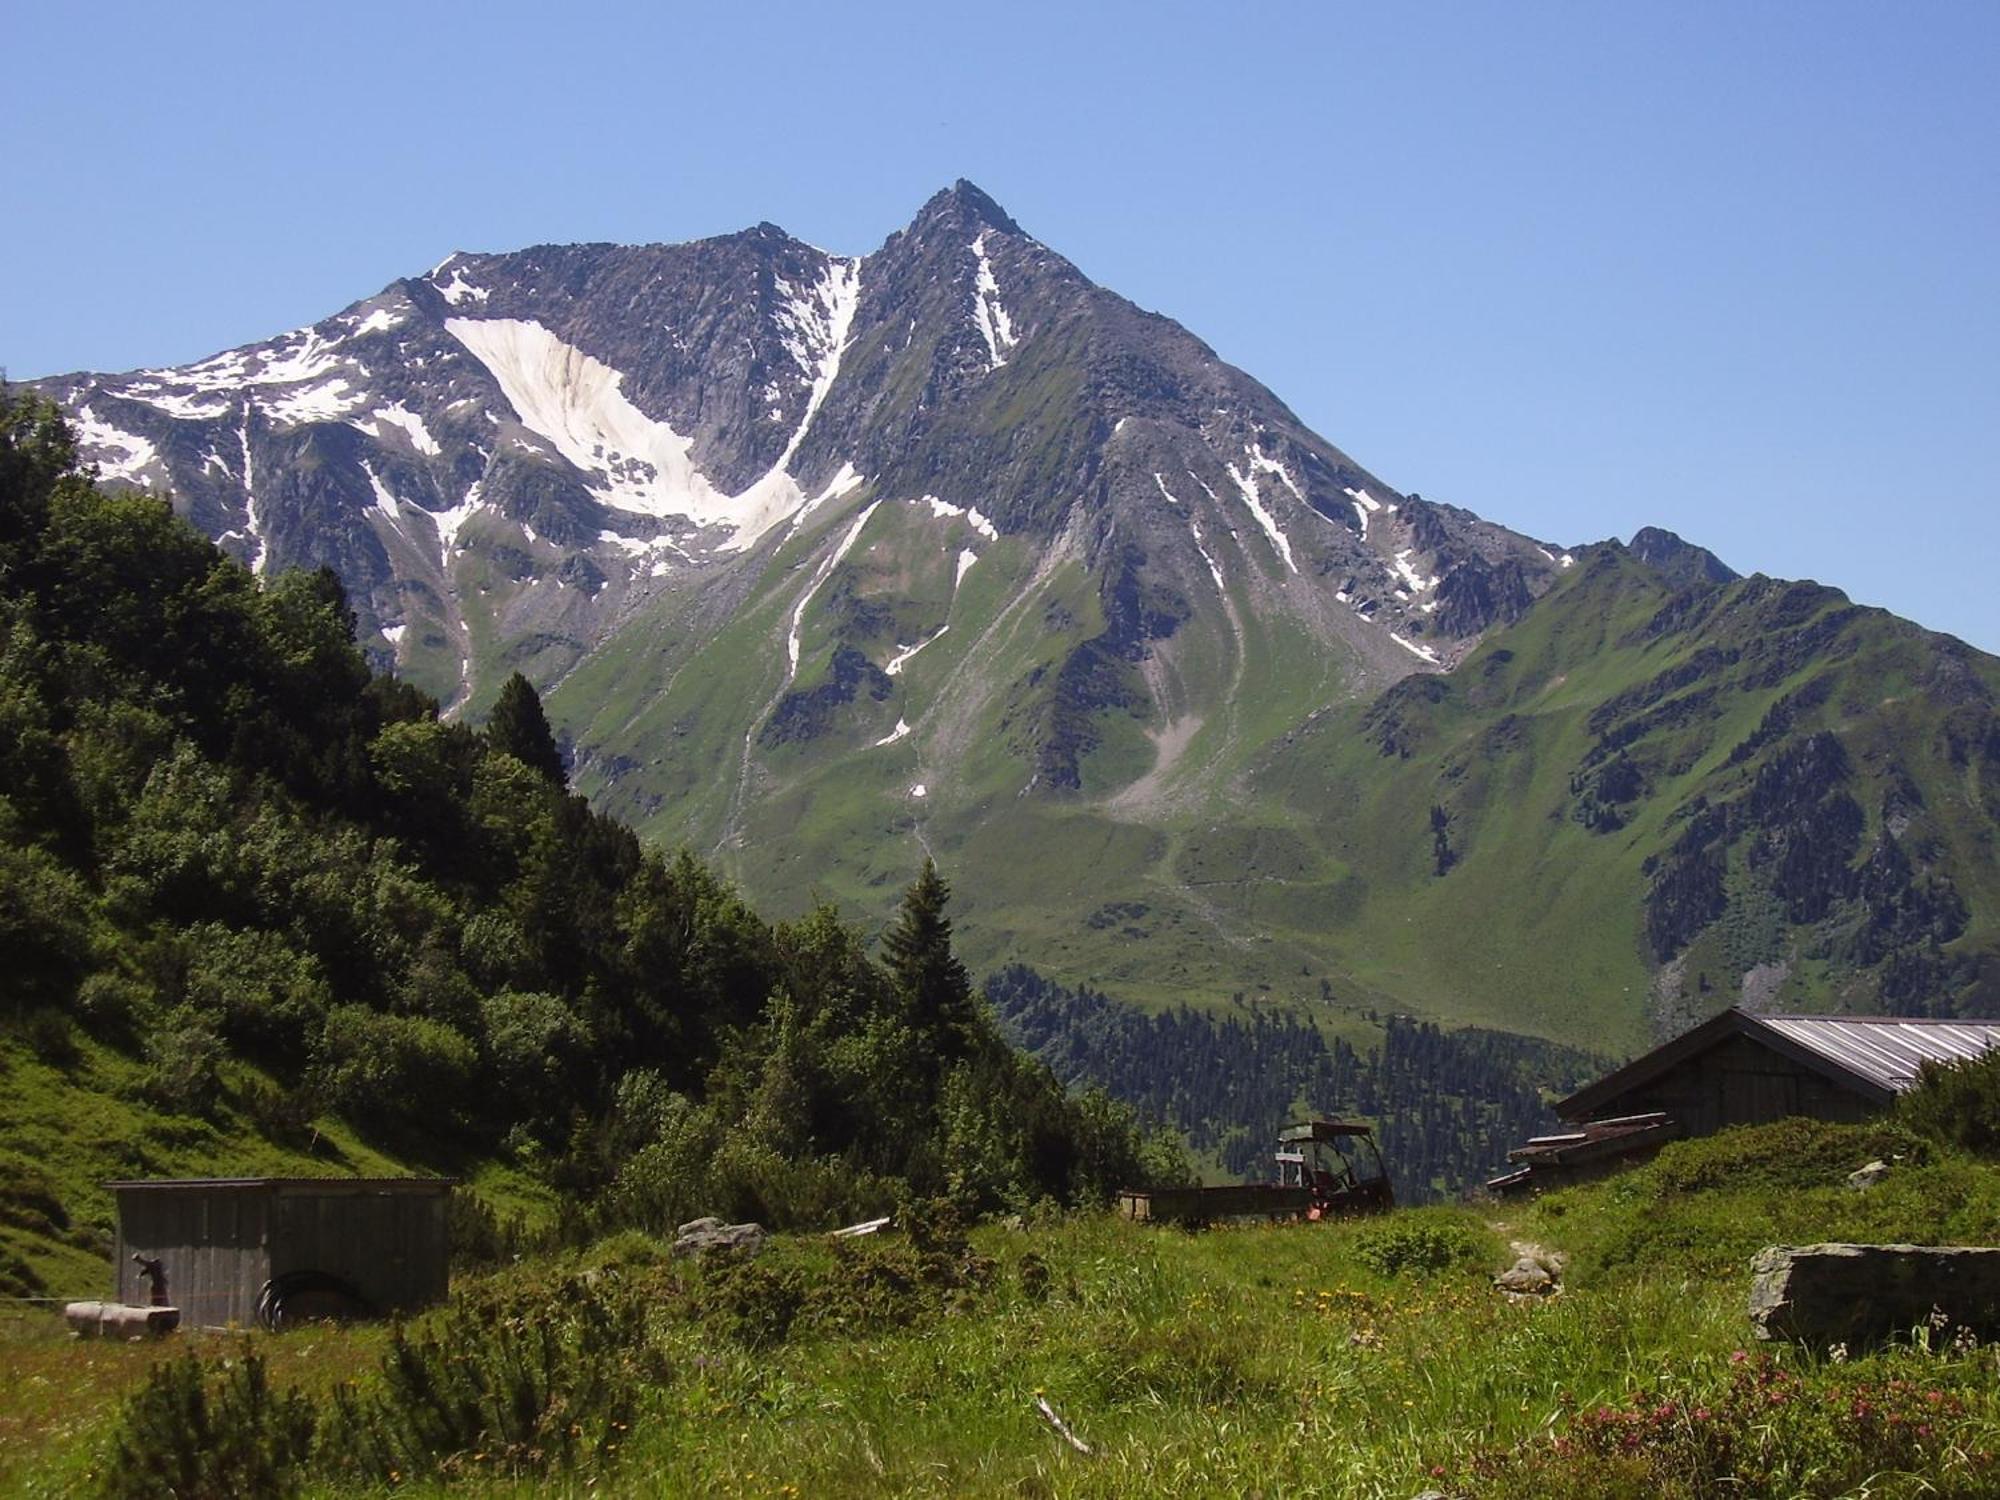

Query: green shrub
[[138, 1005, 225, 1116], [97, 1351, 316, 1500], [308, 1004, 474, 1136], [1465, 1348, 2000, 1499], [1646, 1117, 1930, 1195], [1352, 1210, 1493, 1277], [321, 1273, 660, 1484], [1900, 1050, 2000, 1157]]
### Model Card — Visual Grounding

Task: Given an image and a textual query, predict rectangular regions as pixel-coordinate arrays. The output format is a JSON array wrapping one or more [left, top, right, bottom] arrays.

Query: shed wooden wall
[[115, 1188, 272, 1329], [272, 1185, 449, 1313], [1580, 1034, 1878, 1135], [113, 1183, 449, 1327]]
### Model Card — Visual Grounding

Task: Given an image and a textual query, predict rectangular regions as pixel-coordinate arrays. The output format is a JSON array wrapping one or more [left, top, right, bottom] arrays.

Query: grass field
[[9, 1119, 2000, 1497]]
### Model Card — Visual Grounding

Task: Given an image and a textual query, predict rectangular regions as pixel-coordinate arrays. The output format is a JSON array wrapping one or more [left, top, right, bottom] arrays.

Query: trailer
[[1118, 1119, 1393, 1224]]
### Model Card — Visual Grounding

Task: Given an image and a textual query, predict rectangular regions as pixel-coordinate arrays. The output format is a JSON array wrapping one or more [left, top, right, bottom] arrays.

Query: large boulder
[[671, 1216, 768, 1260], [1749, 1243, 2000, 1348]]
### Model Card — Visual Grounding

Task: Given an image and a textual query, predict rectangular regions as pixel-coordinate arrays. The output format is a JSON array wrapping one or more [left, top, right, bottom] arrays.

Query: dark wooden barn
[[1490, 1009, 2000, 1194], [106, 1177, 453, 1329]]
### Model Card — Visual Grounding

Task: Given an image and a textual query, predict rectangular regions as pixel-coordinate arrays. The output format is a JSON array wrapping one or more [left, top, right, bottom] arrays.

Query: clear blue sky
[[7, 1, 1996, 650]]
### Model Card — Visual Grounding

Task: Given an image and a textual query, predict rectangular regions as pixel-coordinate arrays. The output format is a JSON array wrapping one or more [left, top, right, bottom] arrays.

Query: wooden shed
[[1491, 1009, 2000, 1194], [1558, 1009, 2000, 1133], [106, 1177, 453, 1329]]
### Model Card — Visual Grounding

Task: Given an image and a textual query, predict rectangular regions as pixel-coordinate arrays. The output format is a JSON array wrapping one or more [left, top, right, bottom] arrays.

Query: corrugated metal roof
[[1756, 1015, 2000, 1094]]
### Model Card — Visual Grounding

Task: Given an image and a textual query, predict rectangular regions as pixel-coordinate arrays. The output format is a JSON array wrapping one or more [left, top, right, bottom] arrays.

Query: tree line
[[985, 964, 1607, 1200]]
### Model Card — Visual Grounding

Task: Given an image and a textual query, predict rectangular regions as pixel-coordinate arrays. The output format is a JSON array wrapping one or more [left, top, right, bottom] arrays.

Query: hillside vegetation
[[0, 391, 1172, 1297], [8, 1109, 2000, 1497]]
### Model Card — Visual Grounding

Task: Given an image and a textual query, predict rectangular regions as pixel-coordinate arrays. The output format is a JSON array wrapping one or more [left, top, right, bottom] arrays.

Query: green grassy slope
[[562, 529, 2000, 1052], [1258, 548, 2000, 1047]]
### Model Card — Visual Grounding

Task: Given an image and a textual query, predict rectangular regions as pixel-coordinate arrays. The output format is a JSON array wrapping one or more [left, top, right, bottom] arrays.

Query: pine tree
[[486, 672, 565, 786], [882, 859, 978, 1058]]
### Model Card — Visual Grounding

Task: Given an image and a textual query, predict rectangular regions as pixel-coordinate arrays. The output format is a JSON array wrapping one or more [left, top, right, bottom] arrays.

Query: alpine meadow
[[5, 166, 2000, 1499]]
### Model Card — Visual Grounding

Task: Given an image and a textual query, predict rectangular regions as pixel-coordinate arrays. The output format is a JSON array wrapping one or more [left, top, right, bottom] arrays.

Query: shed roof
[[1559, 1008, 2000, 1120]]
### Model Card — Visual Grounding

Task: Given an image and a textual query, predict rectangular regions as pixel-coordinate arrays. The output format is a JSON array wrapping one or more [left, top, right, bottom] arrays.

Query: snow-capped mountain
[[34, 183, 2000, 1036], [39, 182, 1564, 718]]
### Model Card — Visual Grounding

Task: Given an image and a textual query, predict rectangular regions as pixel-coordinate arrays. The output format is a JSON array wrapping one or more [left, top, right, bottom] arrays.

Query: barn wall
[[1583, 1034, 1879, 1135]]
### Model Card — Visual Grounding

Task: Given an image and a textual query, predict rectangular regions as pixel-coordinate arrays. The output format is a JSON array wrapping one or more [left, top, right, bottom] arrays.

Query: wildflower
[[1829, 1341, 1849, 1363], [1729, 1349, 1749, 1365]]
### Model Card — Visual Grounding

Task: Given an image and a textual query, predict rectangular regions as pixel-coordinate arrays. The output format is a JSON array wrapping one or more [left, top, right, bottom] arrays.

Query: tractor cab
[[1274, 1120, 1393, 1218]]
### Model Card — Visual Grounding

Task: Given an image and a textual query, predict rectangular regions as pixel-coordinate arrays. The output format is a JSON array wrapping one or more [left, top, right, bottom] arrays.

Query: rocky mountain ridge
[[37, 182, 1563, 721], [34, 183, 1998, 1041]]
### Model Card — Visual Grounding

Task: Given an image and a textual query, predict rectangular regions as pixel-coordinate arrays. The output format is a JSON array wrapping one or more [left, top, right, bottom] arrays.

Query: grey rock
[[1749, 1242, 2000, 1348], [1846, 1159, 1891, 1191], [1493, 1256, 1557, 1295], [672, 1216, 768, 1260]]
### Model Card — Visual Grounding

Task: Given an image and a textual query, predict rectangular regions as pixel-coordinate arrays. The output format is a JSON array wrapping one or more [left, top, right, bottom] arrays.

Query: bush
[[1647, 1117, 1931, 1195], [1900, 1050, 2000, 1157], [321, 1274, 658, 1484], [1465, 1348, 2000, 1499], [309, 1004, 474, 1137], [1352, 1210, 1493, 1277], [138, 1005, 225, 1116], [97, 1351, 316, 1500]]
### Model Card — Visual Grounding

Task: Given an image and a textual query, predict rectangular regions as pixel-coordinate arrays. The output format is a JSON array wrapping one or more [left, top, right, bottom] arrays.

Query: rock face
[[1749, 1243, 2000, 1347]]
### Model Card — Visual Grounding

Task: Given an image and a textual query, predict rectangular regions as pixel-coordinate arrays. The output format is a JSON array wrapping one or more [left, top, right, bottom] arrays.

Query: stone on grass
[[1749, 1243, 2000, 1348], [671, 1216, 768, 1260]]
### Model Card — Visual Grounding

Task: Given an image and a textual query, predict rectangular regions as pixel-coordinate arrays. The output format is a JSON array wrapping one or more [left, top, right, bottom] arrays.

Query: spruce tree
[[486, 672, 565, 787], [882, 859, 978, 1058]]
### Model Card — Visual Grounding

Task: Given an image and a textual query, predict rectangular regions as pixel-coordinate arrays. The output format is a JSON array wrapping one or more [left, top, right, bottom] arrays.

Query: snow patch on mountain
[[921, 494, 999, 540], [125, 387, 234, 420], [1189, 517, 1228, 594], [429, 482, 488, 567], [71, 406, 160, 486], [433, 261, 490, 306], [1390, 631, 1440, 665], [359, 403, 441, 456], [791, 463, 865, 533], [886, 627, 948, 677], [955, 548, 980, 586], [1152, 473, 1181, 506], [446, 316, 808, 550], [1345, 485, 1381, 538], [1391, 549, 1437, 594], [1225, 452, 1298, 573], [361, 459, 401, 519], [969, 232, 1018, 371], [353, 306, 406, 336], [265, 377, 366, 426], [787, 500, 880, 675], [874, 718, 911, 747], [774, 257, 861, 472]]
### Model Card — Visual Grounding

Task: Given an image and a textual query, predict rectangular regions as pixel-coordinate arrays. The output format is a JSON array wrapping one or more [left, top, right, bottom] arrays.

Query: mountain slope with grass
[[1255, 542, 2000, 1047], [0, 392, 1174, 1301]]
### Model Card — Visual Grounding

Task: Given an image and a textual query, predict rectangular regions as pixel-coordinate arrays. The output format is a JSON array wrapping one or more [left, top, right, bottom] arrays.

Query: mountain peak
[[912, 179, 1022, 238], [1628, 526, 1739, 586]]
